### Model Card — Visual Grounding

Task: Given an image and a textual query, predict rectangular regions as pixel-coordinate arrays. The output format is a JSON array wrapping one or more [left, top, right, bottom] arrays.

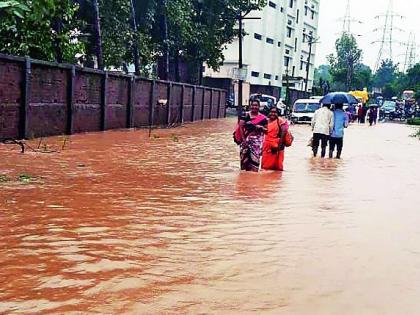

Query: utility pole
[[403, 32, 416, 73], [92, 0, 104, 70], [129, 0, 140, 75], [285, 62, 290, 111], [340, 0, 362, 35], [237, 11, 260, 119], [160, 0, 169, 80], [305, 36, 319, 93], [372, 0, 404, 71]]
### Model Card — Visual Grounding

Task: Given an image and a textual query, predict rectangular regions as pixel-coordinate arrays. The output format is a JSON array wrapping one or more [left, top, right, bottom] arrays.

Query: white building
[[204, 0, 320, 101]]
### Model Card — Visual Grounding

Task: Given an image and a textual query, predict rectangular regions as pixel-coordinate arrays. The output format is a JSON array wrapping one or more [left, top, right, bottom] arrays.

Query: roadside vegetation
[[0, 0, 266, 83]]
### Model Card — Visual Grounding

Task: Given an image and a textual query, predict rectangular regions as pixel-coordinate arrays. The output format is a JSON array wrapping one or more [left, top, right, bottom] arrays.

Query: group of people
[[235, 100, 351, 173], [353, 104, 378, 126], [235, 100, 289, 172], [311, 103, 349, 159]]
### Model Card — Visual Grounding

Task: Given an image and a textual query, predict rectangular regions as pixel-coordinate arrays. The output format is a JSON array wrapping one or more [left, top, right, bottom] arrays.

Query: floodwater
[[1, 118, 420, 314]]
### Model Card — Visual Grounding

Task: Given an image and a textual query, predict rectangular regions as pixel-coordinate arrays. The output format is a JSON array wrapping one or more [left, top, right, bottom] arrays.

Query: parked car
[[379, 100, 396, 120], [249, 94, 277, 115], [290, 99, 321, 124], [276, 100, 287, 116]]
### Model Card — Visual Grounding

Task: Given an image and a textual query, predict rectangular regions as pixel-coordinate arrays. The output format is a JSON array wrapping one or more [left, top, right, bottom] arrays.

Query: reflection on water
[[1, 119, 420, 314]]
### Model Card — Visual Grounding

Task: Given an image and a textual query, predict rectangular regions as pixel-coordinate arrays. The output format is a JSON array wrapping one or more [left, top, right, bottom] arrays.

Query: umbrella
[[320, 92, 359, 105]]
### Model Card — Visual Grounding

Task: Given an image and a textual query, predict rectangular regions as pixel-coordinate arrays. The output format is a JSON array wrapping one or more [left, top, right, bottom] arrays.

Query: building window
[[300, 61, 305, 70], [287, 27, 292, 38], [296, 9, 300, 23], [311, 10, 315, 19], [284, 56, 290, 67], [269, 1, 276, 8], [302, 34, 306, 43], [305, 6, 308, 16], [275, 75, 279, 80], [266, 37, 274, 44], [285, 49, 290, 55], [264, 73, 272, 79], [254, 33, 262, 40], [280, 7, 284, 12], [292, 66, 296, 77], [289, 0, 293, 8], [251, 71, 260, 77], [294, 38, 298, 51], [278, 41, 282, 47]]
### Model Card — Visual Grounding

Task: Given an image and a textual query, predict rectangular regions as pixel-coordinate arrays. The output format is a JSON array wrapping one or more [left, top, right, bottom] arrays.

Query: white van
[[291, 99, 321, 124]]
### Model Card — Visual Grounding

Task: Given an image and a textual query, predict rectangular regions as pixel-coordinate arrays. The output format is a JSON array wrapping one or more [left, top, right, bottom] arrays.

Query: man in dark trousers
[[329, 104, 349, 159], [311, 104, 334, 158]]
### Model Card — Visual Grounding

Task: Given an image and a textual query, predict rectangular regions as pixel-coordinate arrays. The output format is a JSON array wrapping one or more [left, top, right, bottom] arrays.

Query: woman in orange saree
[[261, 108, 289, 171]]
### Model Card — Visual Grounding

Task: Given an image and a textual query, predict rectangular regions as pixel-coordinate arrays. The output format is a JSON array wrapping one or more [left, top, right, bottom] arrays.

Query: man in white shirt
[[311, 104, 334, 158]]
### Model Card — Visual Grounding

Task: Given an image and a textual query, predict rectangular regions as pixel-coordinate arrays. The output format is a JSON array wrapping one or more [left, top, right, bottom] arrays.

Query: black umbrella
[[320, 92, 359, 105]]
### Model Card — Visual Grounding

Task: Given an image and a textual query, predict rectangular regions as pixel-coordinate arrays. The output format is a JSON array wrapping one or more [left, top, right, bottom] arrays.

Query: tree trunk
[[92, 0, 104, 70]]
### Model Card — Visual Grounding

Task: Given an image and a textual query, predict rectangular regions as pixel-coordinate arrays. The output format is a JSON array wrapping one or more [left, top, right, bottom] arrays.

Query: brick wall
[[0, 54, 227, 140]]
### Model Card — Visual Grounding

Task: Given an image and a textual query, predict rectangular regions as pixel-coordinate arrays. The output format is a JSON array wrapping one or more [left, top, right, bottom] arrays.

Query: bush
[[407, 118, 420, 126]]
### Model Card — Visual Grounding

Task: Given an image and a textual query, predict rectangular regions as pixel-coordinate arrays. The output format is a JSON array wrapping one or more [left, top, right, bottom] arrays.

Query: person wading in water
[[237, 100, 267, 172], [311, 103, 334, 158], [261, 107, 289, 171]]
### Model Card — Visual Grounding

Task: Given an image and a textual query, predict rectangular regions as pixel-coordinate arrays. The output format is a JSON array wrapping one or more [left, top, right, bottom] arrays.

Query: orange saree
[[261, 118, 288, 171]]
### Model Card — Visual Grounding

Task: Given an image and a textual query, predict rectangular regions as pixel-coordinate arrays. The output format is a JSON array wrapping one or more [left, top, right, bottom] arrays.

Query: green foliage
[[373, 59, 398, 88], [327, 33, 363, 91], [407, 118, 420, 126], [0, 0, 84, 62], [0, 0, 266, 80]]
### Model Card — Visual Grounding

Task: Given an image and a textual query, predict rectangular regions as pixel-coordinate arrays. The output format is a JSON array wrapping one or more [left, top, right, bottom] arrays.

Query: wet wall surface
[[1, 119, 420, 314]]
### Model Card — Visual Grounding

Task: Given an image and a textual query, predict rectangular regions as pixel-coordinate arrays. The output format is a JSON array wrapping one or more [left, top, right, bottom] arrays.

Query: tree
[[327, 33, 362, 91], [0, 0, 84, 62], [373, 59, 398, 88], [353, 64, 372, 90]]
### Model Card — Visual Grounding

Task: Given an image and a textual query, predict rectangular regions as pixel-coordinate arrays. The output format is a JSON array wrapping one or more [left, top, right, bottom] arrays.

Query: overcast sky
[[315, 0, 420, 70]]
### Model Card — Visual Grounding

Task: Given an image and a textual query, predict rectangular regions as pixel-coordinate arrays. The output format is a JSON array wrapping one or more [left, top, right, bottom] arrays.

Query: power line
[[372, 0, 404, 71], [339, 0, 362, 35], [403, 32, 416, 72]]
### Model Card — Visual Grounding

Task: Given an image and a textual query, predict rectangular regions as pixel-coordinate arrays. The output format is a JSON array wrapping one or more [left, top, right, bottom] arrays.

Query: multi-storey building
[[204, 0, 320, 103]]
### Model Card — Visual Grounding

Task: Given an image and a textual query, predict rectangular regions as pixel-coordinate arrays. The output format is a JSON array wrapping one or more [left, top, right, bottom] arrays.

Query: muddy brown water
[[1, 118, 420, 314]]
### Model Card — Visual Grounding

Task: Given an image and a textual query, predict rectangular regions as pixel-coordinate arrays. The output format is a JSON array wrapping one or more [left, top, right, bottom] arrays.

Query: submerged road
[[1, 118, 420, 314]]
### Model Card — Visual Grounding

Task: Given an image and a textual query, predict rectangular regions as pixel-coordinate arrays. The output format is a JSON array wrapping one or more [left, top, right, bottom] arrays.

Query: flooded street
[[1, 118, 420, 314]]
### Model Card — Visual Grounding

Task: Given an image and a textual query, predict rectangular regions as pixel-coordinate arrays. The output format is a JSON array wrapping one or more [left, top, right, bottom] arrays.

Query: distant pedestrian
[[368, 106, 378, 126], [329, 104, 349, 159], [311, 104, 334, 158], [237, 100, 267, 172], [357, 105, 363, 123], [261, 107, 289, 171]]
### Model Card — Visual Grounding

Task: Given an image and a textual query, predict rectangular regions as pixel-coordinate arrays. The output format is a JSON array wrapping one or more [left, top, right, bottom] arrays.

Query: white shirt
[[311, 106, 334, 135]]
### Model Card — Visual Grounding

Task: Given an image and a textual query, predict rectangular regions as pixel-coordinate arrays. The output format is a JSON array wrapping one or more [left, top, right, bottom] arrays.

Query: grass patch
[[17, 174, 36, 183], [407, 118, 420, 126], [0, 175, 11, 183]]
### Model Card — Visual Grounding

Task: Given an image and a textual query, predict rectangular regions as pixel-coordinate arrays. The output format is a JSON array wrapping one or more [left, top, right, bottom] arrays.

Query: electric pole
[[372, 0, 404, 71], [92, 0, 104, 70], [340, 0, 362, 35], [236, 8, 260, 119], [305, 36, 319, 93], [403, 32, 417, 73], [129, 0, 140, 75]]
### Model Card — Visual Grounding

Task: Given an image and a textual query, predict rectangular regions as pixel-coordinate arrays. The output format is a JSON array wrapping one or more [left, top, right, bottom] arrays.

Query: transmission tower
[[403, 32, 417, 72], [372, 0, 404, 71], [340, 0, 362, 35]]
